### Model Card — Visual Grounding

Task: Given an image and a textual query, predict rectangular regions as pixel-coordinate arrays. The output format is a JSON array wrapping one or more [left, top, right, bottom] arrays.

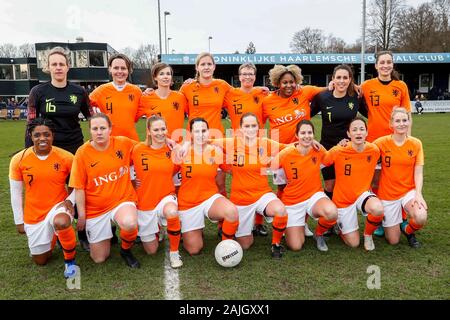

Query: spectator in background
[[414, 95, 424, 115]]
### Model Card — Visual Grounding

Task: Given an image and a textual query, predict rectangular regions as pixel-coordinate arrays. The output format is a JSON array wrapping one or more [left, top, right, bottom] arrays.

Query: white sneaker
[[364, 235, 375, 251], [169, 251, 183, 268], [304, 223, 313, 237]]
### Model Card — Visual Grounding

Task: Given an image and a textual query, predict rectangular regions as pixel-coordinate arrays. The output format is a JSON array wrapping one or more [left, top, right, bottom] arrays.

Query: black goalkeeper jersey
[[26, 82, 91, 152], [310, 90, 361, 150]]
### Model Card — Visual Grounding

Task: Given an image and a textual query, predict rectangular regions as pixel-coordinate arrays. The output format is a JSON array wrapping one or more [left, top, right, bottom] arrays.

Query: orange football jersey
[[361, 78, 411, 142], [322, 142, 380, 208], [89, 82, 144, 141], [180, 79, 231, 135], [140, 91, 187, 140], [9, 147, 73, 224], [262, 86, 323, 143], [374, 135, 424, 200], [274, 145, 326, 205], [131, 142, 178, 210], [69, 136, 137, 219], [224, 87, 265, 130]]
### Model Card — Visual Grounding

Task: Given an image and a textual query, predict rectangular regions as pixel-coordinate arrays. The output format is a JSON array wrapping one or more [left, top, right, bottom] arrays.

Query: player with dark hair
[[11, 118, 78, 278]]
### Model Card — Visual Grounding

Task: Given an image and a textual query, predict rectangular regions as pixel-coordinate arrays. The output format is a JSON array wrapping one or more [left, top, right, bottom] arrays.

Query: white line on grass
[[163, 231, 182, 300]]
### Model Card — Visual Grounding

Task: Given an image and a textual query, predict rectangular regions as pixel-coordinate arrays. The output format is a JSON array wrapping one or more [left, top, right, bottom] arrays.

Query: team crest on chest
[[128, 94, 135, 102], [214, 87, 219, 94], [116, 150, 124, 159], [253, 96, 260, 104], [312, 156, 317, 164], [172, 102, 180, 110], [69, 95, 78, 104], [53, 163, 61, 171], [407, 149, 414, 157], [367, 155, 372, 163], [392, 89, 399, 97], [292, 97, 299, 105], [348, 102, 354, 110], [166, 151, 171, 159]]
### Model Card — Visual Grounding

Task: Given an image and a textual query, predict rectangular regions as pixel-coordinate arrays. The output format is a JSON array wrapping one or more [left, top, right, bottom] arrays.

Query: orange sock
[[272, 215, 288, 245], [222, 220, 239, 240], [254, 213, 264, 226], [364, 213, 384, 236], [401, 208, 407, 221], [405, 219, 422, 235], [57, 226, 77, 261], [316, 216, 336, 236], [166, 216, 181, 252], [120, 227, 138, 250]]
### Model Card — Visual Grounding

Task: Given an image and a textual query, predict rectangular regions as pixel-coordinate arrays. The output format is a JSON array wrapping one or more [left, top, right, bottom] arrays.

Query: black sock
[[325, 190, 333, 199]]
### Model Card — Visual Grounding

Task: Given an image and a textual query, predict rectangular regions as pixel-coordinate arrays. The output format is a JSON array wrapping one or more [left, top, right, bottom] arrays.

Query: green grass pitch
[[0, 114, 448, 299]]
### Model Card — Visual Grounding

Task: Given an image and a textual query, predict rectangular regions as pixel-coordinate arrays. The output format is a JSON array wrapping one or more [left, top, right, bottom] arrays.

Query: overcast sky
[[1, 0, 427, 54]]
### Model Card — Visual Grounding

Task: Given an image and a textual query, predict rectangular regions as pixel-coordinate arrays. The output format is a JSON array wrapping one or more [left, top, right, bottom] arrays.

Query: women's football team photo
[[9, 47, 428, 278]]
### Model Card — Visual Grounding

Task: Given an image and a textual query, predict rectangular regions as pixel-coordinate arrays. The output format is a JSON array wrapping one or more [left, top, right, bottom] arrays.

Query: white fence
[[411, 100, 450, 113]]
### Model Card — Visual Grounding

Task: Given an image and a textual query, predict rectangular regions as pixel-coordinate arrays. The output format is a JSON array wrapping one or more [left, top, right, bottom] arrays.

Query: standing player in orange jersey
[[223, 63, 269, 237], [177, 118, 239, 256], [360, 50, 412, 236], [10, 118, 78, 278], [322, 117, 384, 251], [373, 108, 427, 248], [140, 62, 187, 141], [271, 120, 338, 252], [131, 116, 183, 268], [179, 53, 232, 198], [69, 113, 140, 268], [209, 113, 289, 258], [89, 53, 146, 141]]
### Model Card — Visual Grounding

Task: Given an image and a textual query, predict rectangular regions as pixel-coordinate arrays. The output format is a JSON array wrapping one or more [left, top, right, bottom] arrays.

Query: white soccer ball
[[215, 239, 243, 268]]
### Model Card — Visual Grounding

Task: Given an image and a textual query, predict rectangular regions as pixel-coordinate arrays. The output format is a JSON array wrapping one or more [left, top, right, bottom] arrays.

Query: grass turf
[[0, 114, 448, 299]]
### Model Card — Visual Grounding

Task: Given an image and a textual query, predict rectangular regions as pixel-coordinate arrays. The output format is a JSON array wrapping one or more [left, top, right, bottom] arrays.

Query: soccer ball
[[214, 239, 243, 268]]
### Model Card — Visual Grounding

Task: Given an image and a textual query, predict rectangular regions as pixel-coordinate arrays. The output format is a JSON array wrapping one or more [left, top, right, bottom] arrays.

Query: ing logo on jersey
[[253, 96, 260, 104], [392, 89, 400, 97], [116, 150, 124, 159], [292, 98, 299, 105], [348, 102, 354, 110], [172, 102, 180, 110], [53, 163, 61, 171], [69, 95, 78, 104], [214, 87, 219, 94], [407, 149, 414, 157], [128, 94, 135, 102]]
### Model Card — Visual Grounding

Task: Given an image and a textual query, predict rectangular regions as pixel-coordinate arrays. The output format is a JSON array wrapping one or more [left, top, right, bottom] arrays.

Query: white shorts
[[272, 168, 287, 185], [381, 189, 415, 228], [173, 172, 182, 187], [337, 191, 375, 235], [24, 202, 72, 255], [138, 195, 178, 242], [285, 191, 328, 228], [179, 194, 224, 233], [235, 193, 277, 237], [85, 201, 136, 244]]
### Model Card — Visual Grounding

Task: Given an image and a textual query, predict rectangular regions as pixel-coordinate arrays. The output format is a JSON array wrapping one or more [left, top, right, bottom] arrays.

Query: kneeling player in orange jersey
[[373, 108, 427, 248], [131, 115, 183, 268], [69, 113, 140, 268], [322, 117, 384, 251], [10, 118, 78, 278], [209, 113, 289, 258], [176, 118, 239, 255], [271, 120, 338, 252]]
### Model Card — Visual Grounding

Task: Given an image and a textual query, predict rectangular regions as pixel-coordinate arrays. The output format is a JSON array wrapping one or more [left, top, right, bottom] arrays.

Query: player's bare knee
[[91, 254, 108, 264], [32, 256, 49, 265], [224, 206, 238, 222], [386, 236, 400, 245], [53, 214, 71, 230], [119, 219, 137, 232], [323, 205, 338, 221], [287, 241, 304, 251]]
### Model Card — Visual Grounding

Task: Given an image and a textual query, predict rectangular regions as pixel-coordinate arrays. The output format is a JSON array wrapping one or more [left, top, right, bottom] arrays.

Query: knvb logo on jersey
[[166, 151, 171, 159], [253, 96, 260, 104], [392, 89, 400, 97], [69, 95, 78, 105], [408, 149, 414, 157], [292, 97, 299, 105], [93, 166, 130, 187], [128, 94, 135, 102], [348, 102, 354, 110], [53, 163, 61, 171], [214, 87, 219, 94], [367, 155, 372, 163], [116, 150, 124, 159], [312, 156, 317, 164], [172, 102, 180, 110]]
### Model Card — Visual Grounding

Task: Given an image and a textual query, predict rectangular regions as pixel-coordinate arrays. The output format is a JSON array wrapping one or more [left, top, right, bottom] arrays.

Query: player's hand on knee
[[16, 223, 25, 234], [77, 217, 86, 231], [63, 200, 75, 217]]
